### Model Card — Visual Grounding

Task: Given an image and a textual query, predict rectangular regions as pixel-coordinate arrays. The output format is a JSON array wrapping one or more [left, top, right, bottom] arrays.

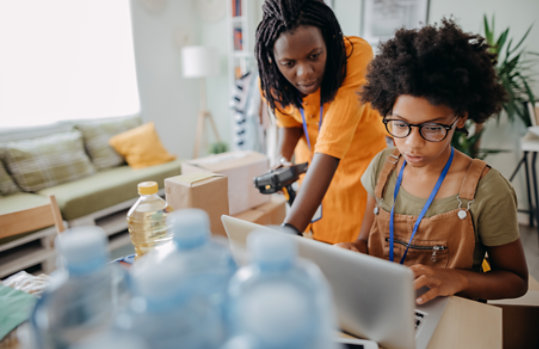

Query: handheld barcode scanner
[[253, 162, 308, 205]]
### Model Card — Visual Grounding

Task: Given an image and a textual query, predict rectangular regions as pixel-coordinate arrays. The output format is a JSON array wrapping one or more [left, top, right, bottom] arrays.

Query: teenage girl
[[338, 19, 528, 304], [255, 0, 387, 244]]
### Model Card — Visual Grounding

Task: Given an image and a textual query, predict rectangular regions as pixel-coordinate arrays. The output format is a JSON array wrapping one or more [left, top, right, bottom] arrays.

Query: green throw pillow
[[4, 130, 96, 192], [0, 158, 20, 195], [76, 116, 142, 169]]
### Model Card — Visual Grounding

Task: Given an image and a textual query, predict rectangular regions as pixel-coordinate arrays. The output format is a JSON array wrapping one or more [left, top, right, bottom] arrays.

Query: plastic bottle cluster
[[27, 208, 339, 349]]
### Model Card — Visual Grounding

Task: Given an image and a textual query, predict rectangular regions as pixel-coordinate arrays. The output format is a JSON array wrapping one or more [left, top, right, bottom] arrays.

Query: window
[[0, 0, 140, 128]]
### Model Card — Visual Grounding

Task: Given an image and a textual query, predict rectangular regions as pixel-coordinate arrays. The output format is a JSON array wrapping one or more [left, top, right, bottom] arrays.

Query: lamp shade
[[181, 46, 219, 78]]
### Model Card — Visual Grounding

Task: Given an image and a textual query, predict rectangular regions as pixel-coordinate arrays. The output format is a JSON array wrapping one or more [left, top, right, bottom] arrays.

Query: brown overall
[[368, 149, 488, 270]]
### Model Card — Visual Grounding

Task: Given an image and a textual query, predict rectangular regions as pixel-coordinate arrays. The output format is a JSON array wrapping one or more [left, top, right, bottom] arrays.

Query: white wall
[[130, 0, 199, 159], [334, 0, 539, 93], [130, 0, 264, 159]]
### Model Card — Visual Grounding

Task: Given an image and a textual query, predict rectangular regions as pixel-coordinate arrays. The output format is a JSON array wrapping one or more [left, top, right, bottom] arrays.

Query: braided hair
[[255, 0, 348, 111], [361, 18, 507, 124]]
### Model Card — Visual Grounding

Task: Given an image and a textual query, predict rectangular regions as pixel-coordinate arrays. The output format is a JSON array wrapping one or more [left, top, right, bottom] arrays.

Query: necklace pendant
[[373, 206, 379, 215], [457, 209, 467, 220]]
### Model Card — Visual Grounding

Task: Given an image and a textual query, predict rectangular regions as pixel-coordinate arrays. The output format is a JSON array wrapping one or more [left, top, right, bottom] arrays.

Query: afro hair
[[361, 18, 507, 124]]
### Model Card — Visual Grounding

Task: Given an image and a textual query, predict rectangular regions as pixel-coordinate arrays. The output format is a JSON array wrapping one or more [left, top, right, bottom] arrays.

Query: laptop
[[221, 215, 449, 349]]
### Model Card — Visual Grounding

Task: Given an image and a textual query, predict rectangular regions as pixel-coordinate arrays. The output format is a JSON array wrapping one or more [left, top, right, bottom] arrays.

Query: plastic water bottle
[[165, 209, 237, 334], [117, 208, 236, 349], [224, 230, 338, 349], [127, 181, 173, 259], [29, 226, 129, 349]]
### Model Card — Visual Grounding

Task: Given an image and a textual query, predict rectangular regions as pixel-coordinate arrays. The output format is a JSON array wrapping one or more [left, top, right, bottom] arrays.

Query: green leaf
[[483, 15, 493, 43], [497, 29, 509, 52], [512, 25, 533, 53]]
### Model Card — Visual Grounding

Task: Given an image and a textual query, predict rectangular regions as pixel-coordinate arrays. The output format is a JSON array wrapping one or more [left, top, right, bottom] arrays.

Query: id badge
[[311, 204, 322, 223]]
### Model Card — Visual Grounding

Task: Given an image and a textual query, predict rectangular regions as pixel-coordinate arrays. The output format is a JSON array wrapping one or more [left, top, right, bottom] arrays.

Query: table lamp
[[181, 45, 222, 158]]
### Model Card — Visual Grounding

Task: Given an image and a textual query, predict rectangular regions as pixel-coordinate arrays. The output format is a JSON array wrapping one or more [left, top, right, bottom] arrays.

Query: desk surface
[[340, 295, 502, 349], [341, 296, 502, 349], [428, 296, 501, 349]]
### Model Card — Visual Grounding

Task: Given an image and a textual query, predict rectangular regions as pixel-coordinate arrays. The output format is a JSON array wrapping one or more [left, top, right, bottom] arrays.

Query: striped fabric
[[0, 156, 19, 195], [4, 131, 96, 192], [75, 116, 142, 169]]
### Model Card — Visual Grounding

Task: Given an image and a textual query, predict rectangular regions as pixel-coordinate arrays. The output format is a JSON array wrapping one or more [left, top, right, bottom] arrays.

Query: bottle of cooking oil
[[127, 181, 173, 259]]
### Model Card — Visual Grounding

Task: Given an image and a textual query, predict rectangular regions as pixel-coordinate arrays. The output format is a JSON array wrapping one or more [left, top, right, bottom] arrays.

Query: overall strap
[[458, 158, 489, 201], [374, 148, 401, 199]]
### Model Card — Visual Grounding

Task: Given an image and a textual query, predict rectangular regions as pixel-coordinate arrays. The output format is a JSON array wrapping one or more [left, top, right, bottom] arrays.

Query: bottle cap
[[137, 181, 158, 195], [168, 209, 210, 249], [55, 226, 108, 276], [130, 255, 187, 309], [247, 230, 296, 269]]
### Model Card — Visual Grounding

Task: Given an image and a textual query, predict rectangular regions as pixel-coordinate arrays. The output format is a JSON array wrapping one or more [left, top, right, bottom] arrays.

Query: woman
[[255, 0, 387, 244]]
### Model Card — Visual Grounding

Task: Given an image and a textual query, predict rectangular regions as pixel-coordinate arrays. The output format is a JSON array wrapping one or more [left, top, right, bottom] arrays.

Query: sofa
[[0, 115, 182, 277]]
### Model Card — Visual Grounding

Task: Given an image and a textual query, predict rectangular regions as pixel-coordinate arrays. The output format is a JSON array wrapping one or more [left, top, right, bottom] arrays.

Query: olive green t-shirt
[[361, 148, 520, 268]]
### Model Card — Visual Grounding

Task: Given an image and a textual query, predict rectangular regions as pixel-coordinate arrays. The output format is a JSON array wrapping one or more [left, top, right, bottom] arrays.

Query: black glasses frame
[[382, 118, 458, 142]]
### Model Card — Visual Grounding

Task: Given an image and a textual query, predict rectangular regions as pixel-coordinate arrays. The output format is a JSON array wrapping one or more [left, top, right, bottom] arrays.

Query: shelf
[[227, 0, 254, 85]]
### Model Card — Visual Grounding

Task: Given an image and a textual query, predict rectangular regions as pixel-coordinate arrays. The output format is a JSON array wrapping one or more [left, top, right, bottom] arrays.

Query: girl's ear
[[457, 113, 468, 128]]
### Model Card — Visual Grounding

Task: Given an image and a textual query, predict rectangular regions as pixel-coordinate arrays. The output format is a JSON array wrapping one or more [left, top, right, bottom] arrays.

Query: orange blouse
[[273, 36, 387, 243]]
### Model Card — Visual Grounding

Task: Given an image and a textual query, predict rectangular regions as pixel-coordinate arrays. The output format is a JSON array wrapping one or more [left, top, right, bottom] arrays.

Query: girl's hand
[[409, 264, 468, 304], [334, 240, 368, 254]]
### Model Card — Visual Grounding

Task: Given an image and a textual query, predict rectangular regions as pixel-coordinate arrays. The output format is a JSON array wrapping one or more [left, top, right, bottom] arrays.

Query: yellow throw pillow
[[109, 122, 176, 169]]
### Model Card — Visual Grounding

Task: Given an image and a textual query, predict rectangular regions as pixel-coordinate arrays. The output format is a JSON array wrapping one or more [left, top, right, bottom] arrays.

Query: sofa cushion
[[38, 160, 182, 220], [75, 115, 142, 170], [0, 158, 20, 195], [0, 192, 50, 215], [109, 122, 176, 169], [4, 131, 96, 192]]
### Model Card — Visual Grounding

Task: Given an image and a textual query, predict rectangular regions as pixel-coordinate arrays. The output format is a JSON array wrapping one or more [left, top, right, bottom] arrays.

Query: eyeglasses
[[382, 118, 458, 142]]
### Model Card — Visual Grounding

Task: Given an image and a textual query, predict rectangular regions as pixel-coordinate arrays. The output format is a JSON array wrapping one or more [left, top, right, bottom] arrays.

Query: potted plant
[[452, 14, 538, 158]]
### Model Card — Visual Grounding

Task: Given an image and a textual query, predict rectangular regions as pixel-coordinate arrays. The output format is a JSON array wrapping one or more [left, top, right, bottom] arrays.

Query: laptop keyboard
[[414, 310, 426, 330]]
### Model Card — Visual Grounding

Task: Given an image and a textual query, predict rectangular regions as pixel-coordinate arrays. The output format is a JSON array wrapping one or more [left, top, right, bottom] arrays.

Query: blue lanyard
[[389, 147, 454, 264], [299, 105, 323, 151]]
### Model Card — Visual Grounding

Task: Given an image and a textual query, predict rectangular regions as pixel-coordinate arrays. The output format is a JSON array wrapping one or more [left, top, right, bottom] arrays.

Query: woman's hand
[[410, 264, 468, 304], [334, 240, 368, 253]]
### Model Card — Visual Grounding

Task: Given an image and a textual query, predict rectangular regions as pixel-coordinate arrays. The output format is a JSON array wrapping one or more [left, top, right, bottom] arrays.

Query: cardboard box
[[233, 194, 286, 226], [183, 151, 270, 215], [165, 172, 229, 236]]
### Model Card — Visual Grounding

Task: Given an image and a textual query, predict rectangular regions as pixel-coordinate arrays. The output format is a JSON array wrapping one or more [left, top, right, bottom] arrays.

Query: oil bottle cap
[[137, 181, 158, 195]]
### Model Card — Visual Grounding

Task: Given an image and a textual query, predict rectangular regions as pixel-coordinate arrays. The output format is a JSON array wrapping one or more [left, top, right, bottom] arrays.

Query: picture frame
[[361, 0, 430, 46]]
